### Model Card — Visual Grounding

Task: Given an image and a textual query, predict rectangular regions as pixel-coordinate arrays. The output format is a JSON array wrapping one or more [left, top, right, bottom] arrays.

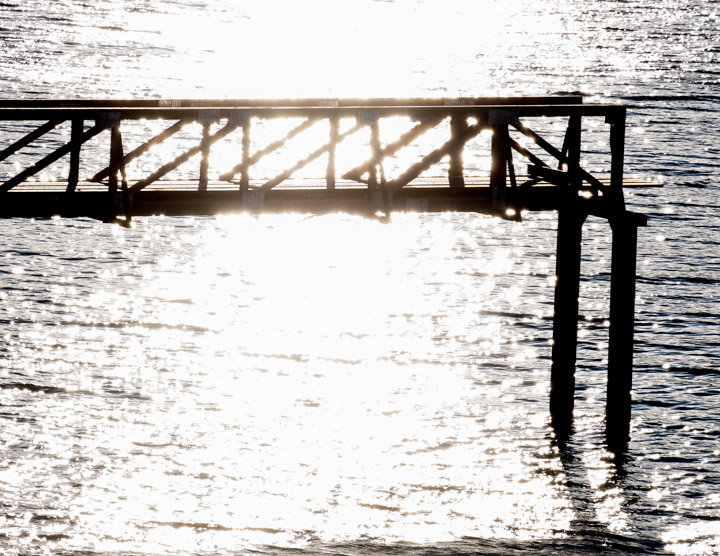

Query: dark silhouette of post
[[449, 115, 467, 187], [240, 117, 250, 194], [327, 117, 339, 190], [490, 124, 508, 214], [604, 108, 644, 449], [550, 208, 586, 435], [67, 119, 83, 193], [199, 123, 210, 192], [606, 216, 638, 448], [108, 124, 121, 198], [550, 114, 583, 435]]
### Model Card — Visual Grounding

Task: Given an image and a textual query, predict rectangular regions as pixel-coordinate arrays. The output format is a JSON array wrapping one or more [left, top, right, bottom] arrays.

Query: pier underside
[[2, 176, 656, 220]]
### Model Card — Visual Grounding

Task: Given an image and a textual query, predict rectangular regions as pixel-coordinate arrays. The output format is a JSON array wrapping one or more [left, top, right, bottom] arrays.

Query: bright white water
[[0, 1, 719, 554]]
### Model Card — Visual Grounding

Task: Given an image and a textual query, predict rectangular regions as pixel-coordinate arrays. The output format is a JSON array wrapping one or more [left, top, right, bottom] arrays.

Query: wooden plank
[[6, 175, 661, 194]]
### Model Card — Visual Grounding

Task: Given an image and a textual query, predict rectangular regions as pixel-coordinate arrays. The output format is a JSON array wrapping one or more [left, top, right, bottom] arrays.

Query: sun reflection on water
[[0, 213, 592, 552], [0, 0, 664, 549]]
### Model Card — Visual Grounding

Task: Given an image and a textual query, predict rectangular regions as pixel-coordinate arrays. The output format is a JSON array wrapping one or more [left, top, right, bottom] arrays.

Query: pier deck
[[3, 176, 657, 218], [0, 96, 661, 448]]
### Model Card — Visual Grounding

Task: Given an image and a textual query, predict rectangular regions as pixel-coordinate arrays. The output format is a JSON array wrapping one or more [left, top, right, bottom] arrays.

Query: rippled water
[[1, 1, 719, 554]]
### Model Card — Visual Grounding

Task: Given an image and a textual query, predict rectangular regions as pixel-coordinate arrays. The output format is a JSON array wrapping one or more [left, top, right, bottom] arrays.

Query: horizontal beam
[[0, 104, 625, 122], [0, 184, 650, 219], [0, 96, 584, 109], [5, 176, 660, 193]]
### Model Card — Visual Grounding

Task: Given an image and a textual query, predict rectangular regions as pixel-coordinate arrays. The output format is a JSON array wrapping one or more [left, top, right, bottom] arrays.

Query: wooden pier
[[0, 96, 659, 448]]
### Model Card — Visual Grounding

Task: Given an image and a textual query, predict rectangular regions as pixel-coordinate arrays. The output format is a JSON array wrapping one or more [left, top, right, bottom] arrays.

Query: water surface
[[0, 1, 719, 554]]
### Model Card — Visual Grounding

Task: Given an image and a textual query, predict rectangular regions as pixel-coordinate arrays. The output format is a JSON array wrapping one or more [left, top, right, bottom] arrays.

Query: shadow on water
[[247, 430, 669, 556], [543, 430, 668, 555]]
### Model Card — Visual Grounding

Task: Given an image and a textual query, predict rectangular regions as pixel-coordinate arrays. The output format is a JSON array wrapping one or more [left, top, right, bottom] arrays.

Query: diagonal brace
[[259, 122, 362, 192], [130, 119, 240, 194], [0, 120, 62, 164], [219, 118, 317, 182], [388, 123, 482, 192], [509, 137, 548, 169], [511, 120, 604, 190], [0, 123, 105, 193], [342, 118, 443, 182], [90, 119, 191, 183]]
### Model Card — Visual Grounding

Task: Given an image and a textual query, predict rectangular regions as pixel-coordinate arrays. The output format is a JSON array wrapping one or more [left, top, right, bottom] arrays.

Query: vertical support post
[[550, 207, 587, 435], [505, 140, 517, 189], [606, 215, 638, 448], [550, 113, 584, 436], [118, 132, 131, 224], [199, 123, 210, 192], [109, 125, 121, 196], [327, 116, 339, 190], [608, 108, 627, 211], [368, 119, 379, 192], [369, 117, 390, 214], [566, 115, 582, 188], [108, 123, 121, 221], [240, 118, 250, 194], [449, 115, 467, 188], [504, 137, 522, 222], [605, 107, 634, 449], [559, 115, 579, 170], [490, 125, 508, 214], [67, 119, 83, 193]]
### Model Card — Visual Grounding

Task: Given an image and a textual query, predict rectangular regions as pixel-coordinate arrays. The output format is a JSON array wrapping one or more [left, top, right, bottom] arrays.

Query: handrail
[[0, 96, 584, 108], [0, 103, 622, 121]]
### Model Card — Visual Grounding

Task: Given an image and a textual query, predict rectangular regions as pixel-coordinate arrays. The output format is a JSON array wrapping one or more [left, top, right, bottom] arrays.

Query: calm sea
[[0, 0, 719, 554]]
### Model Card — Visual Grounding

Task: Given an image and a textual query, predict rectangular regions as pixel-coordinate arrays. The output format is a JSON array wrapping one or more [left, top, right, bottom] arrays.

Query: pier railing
[[0, 96, 658, 448], [0, 96, 652, 221]]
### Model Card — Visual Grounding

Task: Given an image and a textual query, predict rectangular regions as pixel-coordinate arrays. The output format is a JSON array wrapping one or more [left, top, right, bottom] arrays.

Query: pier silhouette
[[0, 96, 660, 446]]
